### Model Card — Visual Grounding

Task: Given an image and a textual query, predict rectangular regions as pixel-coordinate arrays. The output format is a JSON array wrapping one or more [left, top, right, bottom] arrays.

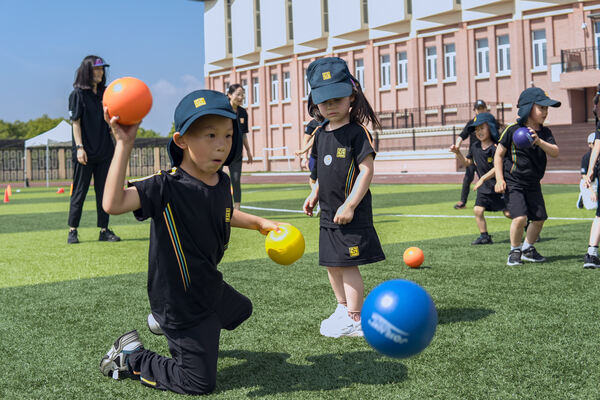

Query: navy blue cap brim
[[535, 99, 561, 107], [310, 82, 353, 104]]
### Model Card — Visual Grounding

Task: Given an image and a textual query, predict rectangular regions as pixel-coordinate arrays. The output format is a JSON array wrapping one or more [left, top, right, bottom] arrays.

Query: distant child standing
[[303, 57, 385, 338], [578, 132, 598, 210], [450, 112, 510, 244], [99, 90, 279, 395], [494, 88, 560, 266], [582, 85, 600, 268], [296, 118, 320, 170]]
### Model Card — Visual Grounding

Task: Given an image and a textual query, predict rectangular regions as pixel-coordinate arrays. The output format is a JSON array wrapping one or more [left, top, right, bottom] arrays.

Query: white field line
[[240, 205, 594, 221]]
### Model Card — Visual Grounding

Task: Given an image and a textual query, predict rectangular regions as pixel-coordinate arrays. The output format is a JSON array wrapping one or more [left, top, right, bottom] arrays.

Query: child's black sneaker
[[472, 235, 493, 245], [100, 330, 143, 380], [67, 229, 79, 244], [453, 202, 466, 209], [507, 249, 523, 266], [583, 253, 600, 269], [99, 228, 121, 242], [521, 246, 546, 262]]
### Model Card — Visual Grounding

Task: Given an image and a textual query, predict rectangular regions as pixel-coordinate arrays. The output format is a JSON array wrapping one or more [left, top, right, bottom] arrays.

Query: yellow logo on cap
[[194, 98, 206, 108], [474, 116, 477, 122], [349, 246, 359, 257], [336, 148, 346, 158], [544, 91, 549, 97], [322, 71, 331, 80]]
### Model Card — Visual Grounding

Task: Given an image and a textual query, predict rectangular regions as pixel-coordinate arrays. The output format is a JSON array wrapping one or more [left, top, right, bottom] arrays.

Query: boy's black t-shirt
[[129, 168, 233, 330], [498, 123, 556, 186], [466, 142, 497, 194], [68, 88, 114, 163], [309, 122, 376, 228]]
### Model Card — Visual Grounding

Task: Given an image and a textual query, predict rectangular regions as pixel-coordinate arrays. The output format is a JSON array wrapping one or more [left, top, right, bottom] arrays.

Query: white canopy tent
[[24, 120, 72, 187]]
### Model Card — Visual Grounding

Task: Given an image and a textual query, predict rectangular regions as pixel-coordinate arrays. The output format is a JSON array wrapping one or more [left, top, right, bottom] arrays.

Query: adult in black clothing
[[226, 84, 253, 210], [67, 55, 120, 244], [452, 99, 488, 209]]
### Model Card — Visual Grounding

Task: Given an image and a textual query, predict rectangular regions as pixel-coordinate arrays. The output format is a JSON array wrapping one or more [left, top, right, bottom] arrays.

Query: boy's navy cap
[[307, 57, 353, 105], [473, 99, 487, 110], [517, 87, 561, 124], [168, 90, 240, 167], [467, 112, 499, 142]]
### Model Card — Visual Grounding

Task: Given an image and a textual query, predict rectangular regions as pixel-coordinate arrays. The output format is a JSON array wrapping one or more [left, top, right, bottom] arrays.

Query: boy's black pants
[[128, 283, 253, 395], [67, 158, 111, 228]]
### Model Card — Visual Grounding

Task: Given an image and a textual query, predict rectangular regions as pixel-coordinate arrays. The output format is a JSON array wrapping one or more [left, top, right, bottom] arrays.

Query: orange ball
[[103, 77, 152, 125], [403, 247, 424, 268]]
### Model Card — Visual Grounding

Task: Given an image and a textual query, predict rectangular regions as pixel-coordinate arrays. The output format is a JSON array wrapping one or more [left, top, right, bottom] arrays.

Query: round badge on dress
[[324, 155, 332, 166]]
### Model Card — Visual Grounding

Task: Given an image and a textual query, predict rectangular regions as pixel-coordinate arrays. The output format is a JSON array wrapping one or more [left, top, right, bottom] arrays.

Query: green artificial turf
[[1, 183, 599, 399]]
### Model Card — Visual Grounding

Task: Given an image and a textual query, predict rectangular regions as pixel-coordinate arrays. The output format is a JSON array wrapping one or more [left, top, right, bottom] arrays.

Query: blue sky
[[0, 0, 205, 135]]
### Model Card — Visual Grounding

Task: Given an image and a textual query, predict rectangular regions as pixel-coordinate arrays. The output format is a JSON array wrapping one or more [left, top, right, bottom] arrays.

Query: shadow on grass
[[438, 307, 495, 324], [216, 349, 407, 396]]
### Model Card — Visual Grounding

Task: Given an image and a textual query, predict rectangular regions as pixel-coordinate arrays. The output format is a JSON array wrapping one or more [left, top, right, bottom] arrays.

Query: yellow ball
[[265, 224, 305, 265]]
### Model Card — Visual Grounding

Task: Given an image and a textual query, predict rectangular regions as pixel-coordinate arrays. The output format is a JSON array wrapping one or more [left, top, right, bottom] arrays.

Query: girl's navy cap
[[467, 112, 499, 142], [168, 90, 240, 167], [307, 57, 353, 105]]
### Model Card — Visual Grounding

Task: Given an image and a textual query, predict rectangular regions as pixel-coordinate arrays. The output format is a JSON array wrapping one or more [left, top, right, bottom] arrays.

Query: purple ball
[[513, 127, 534, 149]]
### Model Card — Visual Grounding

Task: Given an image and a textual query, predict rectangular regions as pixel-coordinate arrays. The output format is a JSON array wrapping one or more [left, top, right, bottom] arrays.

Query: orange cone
[[6, 184, 12, 197], [69, 183, 73, 196], [3, 189, 9, 203], [57, 187, 65, 194]]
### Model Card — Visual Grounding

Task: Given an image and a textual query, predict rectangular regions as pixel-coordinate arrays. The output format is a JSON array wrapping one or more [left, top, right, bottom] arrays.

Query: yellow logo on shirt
[[194, 98, 206, 108], [322, 71, 331, 80], [487, 156, 493, 163], [225, 207, 231, 222], [349, 246, 359, 257], [240, 118, 245, 124], [336, 148, 346, 158]]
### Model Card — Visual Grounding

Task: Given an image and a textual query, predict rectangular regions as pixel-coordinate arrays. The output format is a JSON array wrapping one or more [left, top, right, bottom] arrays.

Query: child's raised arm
[[333, 153, 374, 225], [102, 110, 142, 215]]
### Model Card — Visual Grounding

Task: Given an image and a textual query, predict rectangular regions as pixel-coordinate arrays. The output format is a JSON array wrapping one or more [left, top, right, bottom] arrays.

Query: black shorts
[[319, 226, 385, 266], [475, 191, 506, 212], [504, 184, 547, 220]]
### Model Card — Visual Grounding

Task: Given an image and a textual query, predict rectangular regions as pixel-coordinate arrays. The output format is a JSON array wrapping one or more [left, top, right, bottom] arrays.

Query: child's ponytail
[[349, 76, 382, 133]]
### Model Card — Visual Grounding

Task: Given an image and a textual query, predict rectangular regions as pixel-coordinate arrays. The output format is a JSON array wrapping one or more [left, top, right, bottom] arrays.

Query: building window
[[444, 43, 456, 80], [322, 0, 329, 33], [532, 29, 547, 70], [224, 81, 230, 93], [252, 77, 260, 105], [397, 51, 408, 86], [380, 54, 390, 89], [286, 0, 293, 41], [283, 71, 291, 101], [226, 0, 232, 55], [362, 0, 368, 24], [497, 35, 510, 74], [241, 79, 248, 107], [476, 38, 489, 76], [425, 46, 437, 83], [255, 0, 261, 48], [271, 73, 279, 103], [355, 59, 365, 89], [303, 68, 309, 98]]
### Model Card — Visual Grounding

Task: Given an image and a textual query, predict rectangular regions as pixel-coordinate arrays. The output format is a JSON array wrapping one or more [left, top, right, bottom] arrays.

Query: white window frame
[[379, 54, 391, 89], [396, 51, 408, 87], [595, 22, 600, 69], [532, 29, 547, 71], [444, 43, 456, 81], [476, 38, 489, 78], [252, 77, 260, 105], [303, 68, 309, 99], [270, 73, 279, 103], [241, 79, 248, 107], [425, 46, 437, 83], [355, 59, 365, 89], [283, 71, 291, 101], [496, 35, 511, 75]]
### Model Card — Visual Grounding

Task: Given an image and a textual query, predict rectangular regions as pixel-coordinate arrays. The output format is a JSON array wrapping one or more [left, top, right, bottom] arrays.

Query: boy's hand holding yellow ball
[[265, 223, 305, 265]]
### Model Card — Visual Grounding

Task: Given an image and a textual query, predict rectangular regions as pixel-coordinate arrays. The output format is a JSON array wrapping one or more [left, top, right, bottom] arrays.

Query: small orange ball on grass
[[403, 247, 425, 268]]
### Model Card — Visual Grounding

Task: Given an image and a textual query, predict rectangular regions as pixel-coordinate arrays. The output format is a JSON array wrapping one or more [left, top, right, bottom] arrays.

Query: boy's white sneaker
[[319, 304, 348, 336], [322, 318, 364, 338], [338, 321, 364, 337]]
